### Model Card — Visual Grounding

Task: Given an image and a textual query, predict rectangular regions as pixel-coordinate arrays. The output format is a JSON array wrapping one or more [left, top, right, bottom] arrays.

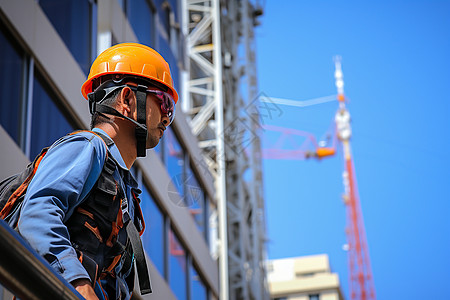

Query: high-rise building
[[0, 0, 218, 299], [267, 255, 345, 300]]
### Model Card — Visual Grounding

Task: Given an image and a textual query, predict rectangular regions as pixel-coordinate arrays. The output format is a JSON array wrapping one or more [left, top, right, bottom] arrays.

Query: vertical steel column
[[242, 1, 267, 298], [182, 1, 267, 299], [182, 1, 228, 298], [212, 1, 229, 299]]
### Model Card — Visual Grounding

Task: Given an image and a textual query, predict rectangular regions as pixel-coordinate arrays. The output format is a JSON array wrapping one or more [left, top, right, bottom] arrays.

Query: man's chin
[[146, 138, 160, 149]]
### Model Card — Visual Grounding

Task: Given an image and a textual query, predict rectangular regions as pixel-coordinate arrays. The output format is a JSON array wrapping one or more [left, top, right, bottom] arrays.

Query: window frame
[[0, 21, 79, 159], [0, 21, 28, 150], [168, 226, 188, 300]]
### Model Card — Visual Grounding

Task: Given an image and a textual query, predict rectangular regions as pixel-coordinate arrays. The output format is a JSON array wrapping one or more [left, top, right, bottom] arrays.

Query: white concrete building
[[267, 255, 345, 300]]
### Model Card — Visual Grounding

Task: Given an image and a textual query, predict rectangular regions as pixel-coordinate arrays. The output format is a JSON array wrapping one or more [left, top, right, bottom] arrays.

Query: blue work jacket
[[9, 128, 139, 297]]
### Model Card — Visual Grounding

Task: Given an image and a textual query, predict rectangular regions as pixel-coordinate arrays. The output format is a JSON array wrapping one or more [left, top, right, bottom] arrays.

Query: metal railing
[[0, 219, 82, 300]]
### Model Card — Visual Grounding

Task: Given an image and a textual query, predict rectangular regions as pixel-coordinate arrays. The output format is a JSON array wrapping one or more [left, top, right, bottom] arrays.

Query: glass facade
[[163, 127, 211, 242], [159, 36, 180, 90], [186, 163, 206, 234], [139, 170, 212, 299], [0, 20, 76, 159], [166, 127, 185, 198], [39, 0, 96, 75], [140, 185, 166, 278], [30, 72, 75, 159], [169, 228, 187, 300], [0, 24, 24, 146], [123, 0, 155, 47], [190, 263, 207, 300], [156, 0, 180, 90], [160, 2, 171, 41]]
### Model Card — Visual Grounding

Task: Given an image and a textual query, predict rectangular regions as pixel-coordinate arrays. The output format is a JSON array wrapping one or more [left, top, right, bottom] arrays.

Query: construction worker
[[7, 43, 178, 299]]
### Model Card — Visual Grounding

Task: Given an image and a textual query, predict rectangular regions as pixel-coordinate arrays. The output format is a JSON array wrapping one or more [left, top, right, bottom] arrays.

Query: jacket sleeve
[[17, 133, 107, 284]]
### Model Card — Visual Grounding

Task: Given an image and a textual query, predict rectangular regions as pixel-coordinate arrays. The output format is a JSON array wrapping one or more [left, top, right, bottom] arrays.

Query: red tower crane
[[334, 57, 376, 300], [261, 57, 376, 300]]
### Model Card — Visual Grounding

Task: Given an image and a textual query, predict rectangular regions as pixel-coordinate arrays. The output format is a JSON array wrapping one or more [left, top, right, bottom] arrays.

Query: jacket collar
[[92, 128, 139, 189]]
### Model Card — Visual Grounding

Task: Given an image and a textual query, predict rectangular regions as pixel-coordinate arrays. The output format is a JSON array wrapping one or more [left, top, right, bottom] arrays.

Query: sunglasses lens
[[165, 97, 176, 123], [149, 90, 175, 124]]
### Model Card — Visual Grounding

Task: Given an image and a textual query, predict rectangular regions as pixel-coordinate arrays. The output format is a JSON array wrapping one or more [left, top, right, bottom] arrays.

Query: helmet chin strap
[[88, 84, 149, 157], [134, 85, 148, 157]]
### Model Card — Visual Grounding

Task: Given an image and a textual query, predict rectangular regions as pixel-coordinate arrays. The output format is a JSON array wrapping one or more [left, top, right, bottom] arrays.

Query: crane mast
[[334, 57, 376, 300], [259, 57, 377, 300]]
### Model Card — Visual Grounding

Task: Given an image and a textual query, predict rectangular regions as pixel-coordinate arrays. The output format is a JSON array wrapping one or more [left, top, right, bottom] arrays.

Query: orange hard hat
[[81, 43, 178, 103]]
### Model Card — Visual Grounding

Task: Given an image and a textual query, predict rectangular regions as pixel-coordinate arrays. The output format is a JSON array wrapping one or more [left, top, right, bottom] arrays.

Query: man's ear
[[118, 86, 136, 117]]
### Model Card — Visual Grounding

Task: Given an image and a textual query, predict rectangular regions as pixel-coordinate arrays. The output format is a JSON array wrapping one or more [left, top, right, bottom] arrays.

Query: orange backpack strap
[[0, 130, 109, 222], [0, 147, 49, 220]]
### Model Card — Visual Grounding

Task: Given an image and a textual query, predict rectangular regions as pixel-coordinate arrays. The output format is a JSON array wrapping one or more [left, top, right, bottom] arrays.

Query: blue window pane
[[140, 185, 165, 277], [157, 40, 179, 90], [166, 127, 185, 198], [167, 0, 179, 23], [169, 228, 187, 300], [159, 5, 171, 41], [186, 164, 205, 234], [39, 0, 94, 75], [190, 264, 207, 300], [30, 73, 75, 159], [0, 26, 24, 145], [126, 0, 155, 47]]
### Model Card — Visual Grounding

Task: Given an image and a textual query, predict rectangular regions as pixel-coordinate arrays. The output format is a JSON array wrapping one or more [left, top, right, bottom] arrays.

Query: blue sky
[[256, 1, 450, 299]]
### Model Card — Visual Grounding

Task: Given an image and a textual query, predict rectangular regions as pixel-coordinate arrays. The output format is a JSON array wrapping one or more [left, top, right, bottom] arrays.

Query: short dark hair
[[90, 88, 122, 129]]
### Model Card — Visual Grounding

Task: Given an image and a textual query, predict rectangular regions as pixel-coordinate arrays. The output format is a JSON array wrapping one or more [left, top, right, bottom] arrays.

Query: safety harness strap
[[123, 211, 152, 294], [95, 132, 152, 295]]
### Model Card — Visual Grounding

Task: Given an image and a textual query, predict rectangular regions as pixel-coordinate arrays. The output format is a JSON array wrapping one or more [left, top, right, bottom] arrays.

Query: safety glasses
[[92, 81, 176, 125], [146, 89, 176, 125]]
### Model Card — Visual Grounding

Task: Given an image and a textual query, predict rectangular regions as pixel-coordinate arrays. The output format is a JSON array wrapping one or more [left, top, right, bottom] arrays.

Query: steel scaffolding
[[181, 0, 268, 299]]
